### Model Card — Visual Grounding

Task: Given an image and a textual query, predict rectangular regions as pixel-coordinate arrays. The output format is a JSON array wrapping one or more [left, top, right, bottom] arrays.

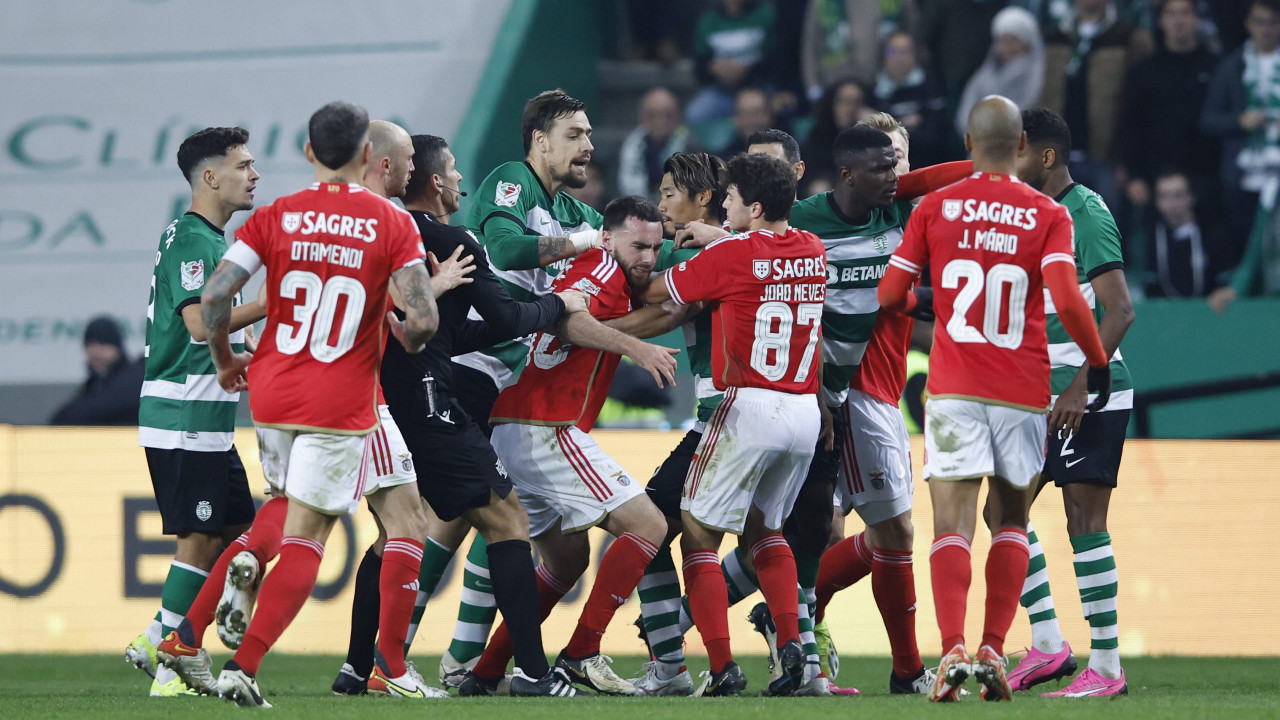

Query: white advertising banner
[[0, 0, 509, 383]]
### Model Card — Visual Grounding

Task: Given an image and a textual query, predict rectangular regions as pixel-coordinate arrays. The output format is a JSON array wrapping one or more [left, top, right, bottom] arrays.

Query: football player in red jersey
[[161, 101, 439, 708], [642, 153, 828, 696], [462, 196, 688, 696], [878, 96, 1111, 703]]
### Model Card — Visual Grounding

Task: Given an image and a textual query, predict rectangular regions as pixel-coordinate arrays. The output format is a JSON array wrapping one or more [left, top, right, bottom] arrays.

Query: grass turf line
[[4, 654, 1278, 719]]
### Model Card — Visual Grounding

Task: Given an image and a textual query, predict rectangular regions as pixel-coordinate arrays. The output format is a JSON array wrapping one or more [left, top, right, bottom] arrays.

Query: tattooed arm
[[201, 259, 253, 392], [388, 262, 440, 353]]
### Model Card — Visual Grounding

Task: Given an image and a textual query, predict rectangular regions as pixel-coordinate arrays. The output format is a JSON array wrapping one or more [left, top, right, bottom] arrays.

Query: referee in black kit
[[360, 134, 591, 696]]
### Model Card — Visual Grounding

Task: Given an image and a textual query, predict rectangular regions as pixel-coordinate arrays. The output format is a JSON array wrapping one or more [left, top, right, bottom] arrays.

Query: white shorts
[[490, 423, 645, 536], [834, 389, 914, 526], [256, 426, 369, 515], [682, 387, 820, 534], [923, 397, 1047, 490], [361, 405, 417, 494]]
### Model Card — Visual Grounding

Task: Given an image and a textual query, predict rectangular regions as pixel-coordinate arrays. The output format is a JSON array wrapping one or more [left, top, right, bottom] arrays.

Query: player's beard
[[556, 159, 589, 189]]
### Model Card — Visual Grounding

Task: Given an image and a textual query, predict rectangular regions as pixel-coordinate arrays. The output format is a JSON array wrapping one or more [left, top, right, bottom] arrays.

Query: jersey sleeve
[[1040, 204, 1078, 272], [661, 238, 734, 305], [551, 250, 625, 320], [166, 224, 224, 313], [887, 201, 930, 278], [1072, 196, 1124, 279], [469, 165, 543, 272]]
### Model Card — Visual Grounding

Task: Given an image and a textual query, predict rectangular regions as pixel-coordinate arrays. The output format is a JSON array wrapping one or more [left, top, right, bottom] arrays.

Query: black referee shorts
[[398, 400, 514, 522], [144, 446, 256, 535]]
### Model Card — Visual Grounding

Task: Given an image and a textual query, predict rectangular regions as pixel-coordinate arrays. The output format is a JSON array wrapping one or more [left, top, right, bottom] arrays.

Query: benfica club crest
[[495, 181, 522, 207], [753, 259, 771, 279], [942, 199, 963, 221], [281, 212, 302, 233]]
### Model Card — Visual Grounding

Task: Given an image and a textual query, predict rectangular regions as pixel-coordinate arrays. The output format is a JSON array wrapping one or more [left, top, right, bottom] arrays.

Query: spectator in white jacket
[[956, 6, 1046, 135]]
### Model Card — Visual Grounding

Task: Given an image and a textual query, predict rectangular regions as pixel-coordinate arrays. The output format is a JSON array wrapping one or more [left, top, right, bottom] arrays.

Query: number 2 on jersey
[[941, 259, 1028, 349], [750, 301, 822, 382], [275, 270, 367, 362]]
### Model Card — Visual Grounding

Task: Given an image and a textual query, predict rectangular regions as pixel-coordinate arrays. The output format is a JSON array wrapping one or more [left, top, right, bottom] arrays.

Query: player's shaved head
[[966, 95, 1023, 157], [368, 120, 408, 161]]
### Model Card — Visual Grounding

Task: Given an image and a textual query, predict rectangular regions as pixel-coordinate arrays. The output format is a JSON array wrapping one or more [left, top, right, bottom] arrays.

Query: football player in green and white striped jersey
[[127, 127, 266, 697], [1001, 107, 1136, 698]]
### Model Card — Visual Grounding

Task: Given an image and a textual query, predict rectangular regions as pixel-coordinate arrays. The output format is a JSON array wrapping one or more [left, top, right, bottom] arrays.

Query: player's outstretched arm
[[895, 161, 974, 201], [605, 300, 703, 340], [877, 264, 921, 314], [1044, 261, 1111, 411], [484, 214, 600, 270], [557, 312, 680, 387], [201, 259, 254, 392], [390, 263, 440, 353]]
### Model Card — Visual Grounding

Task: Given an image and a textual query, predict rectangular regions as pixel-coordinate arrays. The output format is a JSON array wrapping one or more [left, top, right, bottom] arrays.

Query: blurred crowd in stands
[[599, 0, 1280, 311]]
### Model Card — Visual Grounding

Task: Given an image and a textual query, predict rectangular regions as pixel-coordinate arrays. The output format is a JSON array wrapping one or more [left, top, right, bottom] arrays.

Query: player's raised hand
[[626, 341, 681, 388], [429, 245, 476, 295], [674, 219, 730, 249], [215, 351, 251, 393], [1084, 364, 1111, 412], [556, 289, 592, 314]]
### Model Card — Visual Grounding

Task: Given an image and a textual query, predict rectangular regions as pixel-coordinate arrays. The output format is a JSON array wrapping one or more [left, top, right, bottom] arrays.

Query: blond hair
[[857, 112, 909, 145]]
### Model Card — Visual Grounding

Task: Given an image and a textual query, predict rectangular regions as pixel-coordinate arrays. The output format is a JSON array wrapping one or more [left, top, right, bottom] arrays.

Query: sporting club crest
[[942, 199, 963, 221], [495, 181, 522, 207], [753, 259, 771, 279], [281, 212, 302, 233], [180, 259, 205, 291]]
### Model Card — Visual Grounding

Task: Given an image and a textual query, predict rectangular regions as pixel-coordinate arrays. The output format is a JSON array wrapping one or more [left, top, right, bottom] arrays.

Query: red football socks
[[566, 533, 658, 658], [872, 547, 924, 678], [751, 534, 799, 646], [930, 533, 972, 654], [232, 536, 324, 676], [982, 529, 1030, 656], [815, 531, 873, 622], [376, 538, 424, 677], [186, 497, 289, 646], [682, 550, 731, 673]]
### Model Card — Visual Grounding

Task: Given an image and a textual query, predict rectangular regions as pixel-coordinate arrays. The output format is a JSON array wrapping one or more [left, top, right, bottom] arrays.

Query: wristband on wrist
[[569, 229, 601, 254]]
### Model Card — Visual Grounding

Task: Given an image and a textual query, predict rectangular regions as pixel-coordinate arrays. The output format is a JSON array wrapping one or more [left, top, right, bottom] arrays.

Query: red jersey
[[850, 310, 913, 407], [664, 227, 827, 395], [489, 248, 632, 431], [231, 182, 425, 433], [889, 172, 1075, 410]]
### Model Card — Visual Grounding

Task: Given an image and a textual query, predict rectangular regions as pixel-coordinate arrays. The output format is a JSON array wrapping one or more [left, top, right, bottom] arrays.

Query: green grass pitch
[[5, 654, 1279, 718]]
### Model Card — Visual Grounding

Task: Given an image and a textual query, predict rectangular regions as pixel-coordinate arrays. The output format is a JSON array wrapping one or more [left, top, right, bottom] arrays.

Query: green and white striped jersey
[[1044, 184, 1133, 411], [456, 161, 603, 387], [138, 213, 245, 451], [657, 241, 720, 423], [789, 193, 913, 407]]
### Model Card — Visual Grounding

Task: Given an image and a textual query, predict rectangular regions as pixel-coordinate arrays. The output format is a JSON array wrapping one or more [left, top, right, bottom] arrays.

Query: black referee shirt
[[379, 210, 564, 423]]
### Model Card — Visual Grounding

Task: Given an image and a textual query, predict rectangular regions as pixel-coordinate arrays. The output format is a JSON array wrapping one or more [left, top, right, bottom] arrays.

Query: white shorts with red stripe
[[255, 426, 369, 516], [361, 405, 417, 494], [923, 397, 1047, 490], [833, 388, 915, 525], [681, 386, 820, 534], [490, 422, 644, 536]]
